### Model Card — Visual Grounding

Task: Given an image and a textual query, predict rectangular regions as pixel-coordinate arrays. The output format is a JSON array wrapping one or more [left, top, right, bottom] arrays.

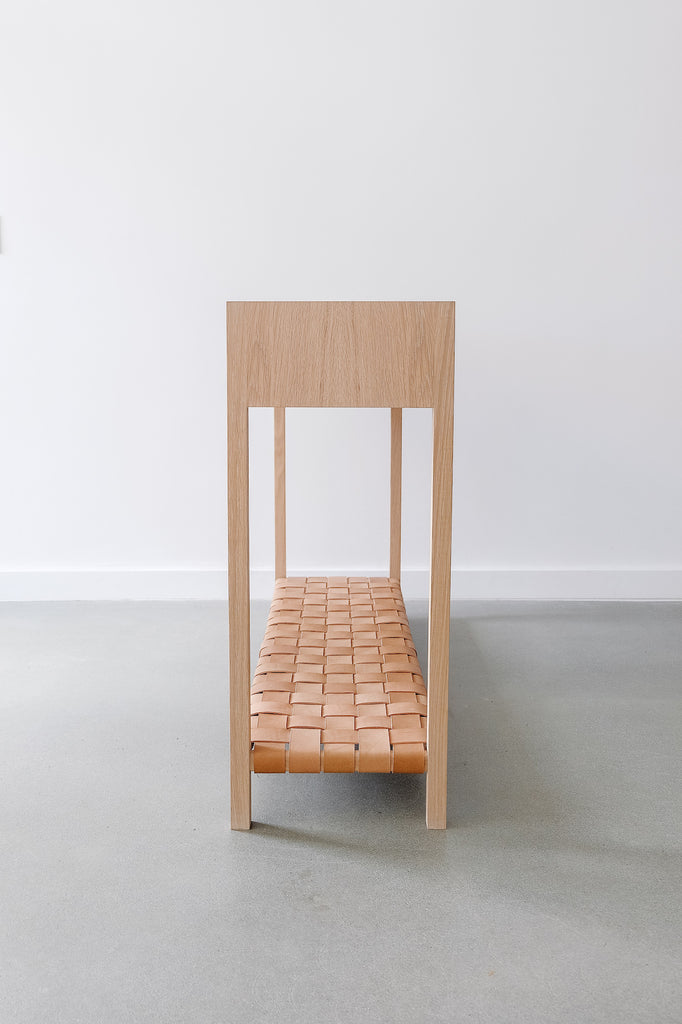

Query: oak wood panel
[[274, 407, 286, 580], [425, 308, 455, 829], [226, 301, 454, 408], [227, 323, 252, 831], [390, 408, 402, 581]]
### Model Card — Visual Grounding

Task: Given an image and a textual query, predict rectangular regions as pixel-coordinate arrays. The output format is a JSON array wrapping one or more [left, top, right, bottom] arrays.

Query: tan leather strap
[[250, 577, 427, 774]]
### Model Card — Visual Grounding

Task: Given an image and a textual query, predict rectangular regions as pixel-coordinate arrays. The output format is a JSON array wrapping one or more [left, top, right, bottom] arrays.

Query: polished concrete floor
[[1, 600, 680, 1023]]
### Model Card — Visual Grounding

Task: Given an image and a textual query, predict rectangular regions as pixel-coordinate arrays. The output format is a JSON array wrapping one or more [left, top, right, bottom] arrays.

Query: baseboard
[[0, 570, 227, 602], [447, 569, 682, 601], [1, 568, 681, 601]]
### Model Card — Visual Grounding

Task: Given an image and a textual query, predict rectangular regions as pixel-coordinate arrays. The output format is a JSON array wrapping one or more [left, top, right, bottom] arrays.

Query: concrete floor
[[1, 601, 680, 1024]]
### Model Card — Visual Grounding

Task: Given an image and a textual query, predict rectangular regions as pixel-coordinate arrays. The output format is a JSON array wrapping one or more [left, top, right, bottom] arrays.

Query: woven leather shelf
[[251, 576, 427, 774]]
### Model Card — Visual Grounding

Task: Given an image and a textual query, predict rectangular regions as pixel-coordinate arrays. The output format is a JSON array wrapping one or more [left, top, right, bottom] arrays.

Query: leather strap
[[250, 577, 428, 775]]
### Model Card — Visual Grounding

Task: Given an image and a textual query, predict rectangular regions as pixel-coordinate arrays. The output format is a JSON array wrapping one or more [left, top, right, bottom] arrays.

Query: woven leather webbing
[[251, 577, 427, 774]]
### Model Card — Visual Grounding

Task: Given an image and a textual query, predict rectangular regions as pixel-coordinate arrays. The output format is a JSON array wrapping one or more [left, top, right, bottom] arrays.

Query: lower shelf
[[251, 576, 427, 774]]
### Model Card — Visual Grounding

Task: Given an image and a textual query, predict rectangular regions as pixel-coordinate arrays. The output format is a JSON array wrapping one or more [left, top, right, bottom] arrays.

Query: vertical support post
[[227, 328, 251, 831], [426, 314, 454, 829], [390, 408, 402, 581], [274, 407, 286, 581]]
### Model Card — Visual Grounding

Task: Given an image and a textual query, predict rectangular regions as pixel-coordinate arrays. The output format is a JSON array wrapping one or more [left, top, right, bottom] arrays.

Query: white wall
[[1, 0, 681, 600]]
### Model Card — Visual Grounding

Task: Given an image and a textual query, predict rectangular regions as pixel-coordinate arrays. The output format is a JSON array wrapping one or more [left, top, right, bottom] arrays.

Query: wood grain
[[225, 301, 453, 407], [425, 308, 455, 829], [227, 318, 252, 831], [274, 407, 286, 580], [390, 408, 402, 581]]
